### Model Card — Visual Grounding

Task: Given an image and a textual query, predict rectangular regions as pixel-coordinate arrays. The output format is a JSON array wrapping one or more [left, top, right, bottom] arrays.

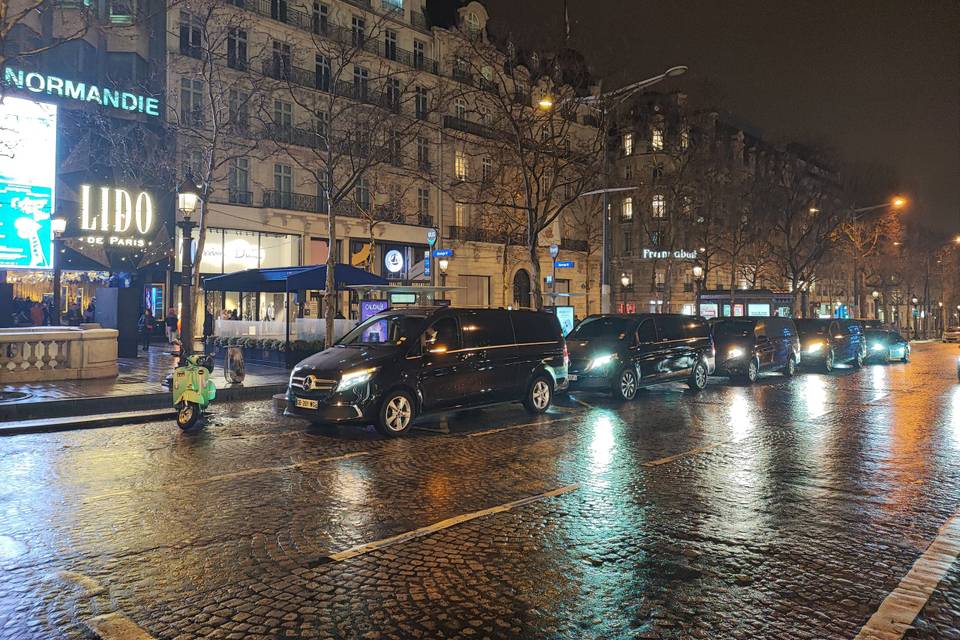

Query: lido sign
[[3, 67, 160, 117], [79, 185, 156, 248]]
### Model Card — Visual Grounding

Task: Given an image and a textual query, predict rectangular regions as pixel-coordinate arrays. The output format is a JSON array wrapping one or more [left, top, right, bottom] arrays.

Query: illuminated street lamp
[[177, 178, 200, 365], [872, 290, 880, 320], [620, 273, 631, 287], [692, 265, 704, 314], [438, 257, 449, 288], [50, 217, 67, 325], [537, 96, 554, 110]]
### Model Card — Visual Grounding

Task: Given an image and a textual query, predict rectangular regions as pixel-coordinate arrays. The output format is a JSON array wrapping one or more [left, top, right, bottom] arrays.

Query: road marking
[[466, 415, 576, 438], [642, 442, 728, 467], [573, 397, 593, 409], [318, 484, 579, 563], [854, 510, 960, 640], [82, 451, 369, 502], [84, 613, 155, 640], [53, 571, 106, 597]]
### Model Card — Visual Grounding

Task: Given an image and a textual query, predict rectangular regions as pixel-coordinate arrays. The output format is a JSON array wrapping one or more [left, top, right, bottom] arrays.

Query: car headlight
[[871, 343, 886, 351], [727, 347, 744, 359], [336, 367, 377, 392], [806, 342, 823, 353], [586, 353, 617, 370]]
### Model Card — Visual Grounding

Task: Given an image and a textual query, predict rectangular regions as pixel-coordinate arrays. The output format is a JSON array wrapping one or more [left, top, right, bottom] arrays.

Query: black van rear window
[[511, 311, 561, 343], [462, 310, 514, 348]]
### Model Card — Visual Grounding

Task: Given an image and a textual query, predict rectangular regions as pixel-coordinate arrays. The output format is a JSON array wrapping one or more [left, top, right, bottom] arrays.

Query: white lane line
[[854, 510, 960, 640], [84, 613, 155, 640], [82, 451, 369, 502], [325, 484, 579, 562], [573, 397, 594, 409], [466, 415, 576, 438], [642, 442, 729, 467]]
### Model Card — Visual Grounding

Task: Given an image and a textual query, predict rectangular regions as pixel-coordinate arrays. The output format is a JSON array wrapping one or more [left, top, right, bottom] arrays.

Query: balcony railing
[[447, 225, 525, 245], [413, 213, 433, 227], [410, 10, 429, 30], [228, 189, 253, 205], [263, 190, 325, 213], [560, 238, 589, 252], [442, 116, 499, 139], [265, 124, 327, 149]]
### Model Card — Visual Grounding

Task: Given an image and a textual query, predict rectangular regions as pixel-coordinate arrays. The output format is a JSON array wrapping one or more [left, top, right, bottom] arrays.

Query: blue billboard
[[0, 96, 57, 269]]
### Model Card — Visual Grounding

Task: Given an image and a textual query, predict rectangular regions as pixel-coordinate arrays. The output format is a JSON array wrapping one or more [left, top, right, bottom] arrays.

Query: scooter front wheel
[[177, 402, 201, 430]]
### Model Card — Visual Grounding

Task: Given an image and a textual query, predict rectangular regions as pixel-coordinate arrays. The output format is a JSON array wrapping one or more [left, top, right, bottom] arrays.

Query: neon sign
[[79, 185, 155, 248], [642, 248, 698, 260], [3, 67, 160, 117]]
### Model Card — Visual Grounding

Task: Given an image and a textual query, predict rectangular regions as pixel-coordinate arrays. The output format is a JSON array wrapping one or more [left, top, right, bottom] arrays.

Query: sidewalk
[[0, 343, 289, 424]]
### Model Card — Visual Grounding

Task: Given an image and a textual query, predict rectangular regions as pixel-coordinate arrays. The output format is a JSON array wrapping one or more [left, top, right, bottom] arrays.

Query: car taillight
[[563, 343, 569, 367]]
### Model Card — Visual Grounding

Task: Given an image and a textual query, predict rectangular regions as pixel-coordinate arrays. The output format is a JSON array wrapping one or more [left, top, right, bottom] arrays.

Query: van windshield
[[568, 316, 633, 341], [714, 321, 755, 337], [338, 314, 426, 346], [794, 320, 828, 335]]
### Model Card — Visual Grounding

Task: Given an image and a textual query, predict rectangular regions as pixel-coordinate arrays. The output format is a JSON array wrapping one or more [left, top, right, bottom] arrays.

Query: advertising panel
[[554, 305, 575, 336], [748, 303, 770, 317], [0, 96, 57, 269]]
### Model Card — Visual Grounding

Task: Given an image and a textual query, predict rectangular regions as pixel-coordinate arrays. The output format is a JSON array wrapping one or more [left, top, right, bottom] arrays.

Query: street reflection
[[801, 375, 829, 418], [590, 412, 616, 473], [727, 389, 753, 442], [948, 385, 960, 451]]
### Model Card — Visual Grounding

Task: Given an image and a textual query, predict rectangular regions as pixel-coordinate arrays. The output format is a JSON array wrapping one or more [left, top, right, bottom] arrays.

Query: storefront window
[[177, 227, 300, 274], [223, 229, 261, 274], [260, 232, 300, 268]]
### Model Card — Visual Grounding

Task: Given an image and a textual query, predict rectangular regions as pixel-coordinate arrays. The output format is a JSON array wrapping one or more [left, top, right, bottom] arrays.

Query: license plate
[[295, 397, 318, 410], [567, 374, 578, 381]]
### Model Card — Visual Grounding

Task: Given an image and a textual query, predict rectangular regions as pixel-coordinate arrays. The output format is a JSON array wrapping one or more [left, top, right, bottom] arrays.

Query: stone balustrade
[[0, 326, 118, 382]]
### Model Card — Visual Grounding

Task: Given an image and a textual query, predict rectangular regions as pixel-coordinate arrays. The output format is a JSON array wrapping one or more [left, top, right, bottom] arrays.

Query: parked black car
[[286, 307, 567, 436], [794, 318, 866, 372], [864, 329, 911, 363], [712, 317, 801, 382], [566, 314, 715, 400]]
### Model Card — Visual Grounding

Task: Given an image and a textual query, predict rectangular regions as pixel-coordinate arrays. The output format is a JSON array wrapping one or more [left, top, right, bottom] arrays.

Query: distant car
[[864, 329, 910, 363], [794, 319, 866, 372], [943, 327, 960, 343], [712, 317, 801, 383], [566, 314, 715, 400]]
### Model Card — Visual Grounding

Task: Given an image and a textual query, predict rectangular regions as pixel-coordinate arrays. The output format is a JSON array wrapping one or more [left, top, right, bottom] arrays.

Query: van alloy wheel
[[689, 361, 707, 391], [384, 395, 412, 432], [824, 349, 834, 372], [784, 357, 797, 377], [524, 376, 553, 414], [746, 360, 759, 383], [617, 368, 638, 400]]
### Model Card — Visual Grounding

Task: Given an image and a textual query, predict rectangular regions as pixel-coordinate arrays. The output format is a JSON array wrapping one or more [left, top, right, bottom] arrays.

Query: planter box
[[203, 344, 289, 368]]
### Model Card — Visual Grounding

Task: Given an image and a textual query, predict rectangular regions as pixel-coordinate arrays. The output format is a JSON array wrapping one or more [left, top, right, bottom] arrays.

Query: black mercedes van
[[712, 317, 801, 382], [286, 307, 567, 436], [566, 314, 715, 400]]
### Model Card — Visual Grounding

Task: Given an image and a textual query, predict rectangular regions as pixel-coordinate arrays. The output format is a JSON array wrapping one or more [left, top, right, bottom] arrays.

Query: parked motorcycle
[[172, 354, 217, 429]]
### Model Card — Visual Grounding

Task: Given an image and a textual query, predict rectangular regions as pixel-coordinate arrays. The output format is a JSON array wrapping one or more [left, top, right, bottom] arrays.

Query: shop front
[[698, 289, 794, 319]]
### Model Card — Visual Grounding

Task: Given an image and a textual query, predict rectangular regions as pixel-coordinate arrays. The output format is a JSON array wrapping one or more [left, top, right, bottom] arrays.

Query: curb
[[0, 383, 287, 429], [0, 409, 178, 436]]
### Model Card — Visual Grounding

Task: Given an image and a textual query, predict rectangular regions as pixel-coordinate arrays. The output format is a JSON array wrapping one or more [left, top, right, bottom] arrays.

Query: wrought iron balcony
[[227, 190, 253, 205], [442, 116, 499, 139], [447, 225, 525, 245], [560, 238, 590, 252]]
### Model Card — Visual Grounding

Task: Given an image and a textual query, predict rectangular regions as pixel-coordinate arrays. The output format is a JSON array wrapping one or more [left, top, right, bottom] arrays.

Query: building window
[[454, 97, 467, 120], [313, 111, 328, 140], [459, 275, 490, 307], [270, 0, 287, 22], [228, 88, 249, 131], [273, 99, 292, 128], [624, 163, 633, 181], [417, 187, 429, 215], [353, 66, 369, 101], [463, 11, 481, 35], [388, 130, 402, 165], [226, 28, 246, 70], [413, 40, 426, 69], [356, 176, 370, 210], [271, 41, 290, 79], [651, 126, 664, 151], [622, 132, 633, 156], [415, 86, 428, 119], [386, 77, 400, 112], [652, 164, 664, 180], [680, 127, 689, 150], [228, 158, 249, 203], [650, 230, 660, 246], [655, 268, 666, 291], [481, 157, 492, 182], [312, 1, 328, 34], [183, 148, 204, 179], [274, 163, 292, 198], [179, 78, 203, 126], [652, 194, 666, 218], [351, 15, 365, 47], [454, 202, 466, 227], [621, 197, 633, 222], [622, 230, 633, 255], [416, 136, 430, 169], [315, 54, 330, 91], [385, 29, 398, 61], [178, 11, 202, 58], [454, 150, 467, 180]]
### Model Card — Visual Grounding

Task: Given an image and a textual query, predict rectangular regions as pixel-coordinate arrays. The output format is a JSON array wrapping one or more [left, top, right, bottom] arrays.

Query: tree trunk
[[189, 198, 210, 350], [324, 180, 337, 347], [528, 211, 543, 311]]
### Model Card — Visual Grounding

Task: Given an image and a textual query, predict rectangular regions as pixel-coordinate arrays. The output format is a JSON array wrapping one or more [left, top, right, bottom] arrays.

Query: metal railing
[[263, 190, 325, 213], [447, 225, 525, 245], [227, 190, 254, 205], [560, 238, 589, 252], [442, 115, 499, 139]]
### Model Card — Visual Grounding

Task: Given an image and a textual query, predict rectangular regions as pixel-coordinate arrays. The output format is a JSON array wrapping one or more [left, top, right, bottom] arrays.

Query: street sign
[[554, 260, 575, 269], [426, 228, 437, 246], [433, 248, 453, 258], [549, 243, 559, 259], [423, 250, 431, 277]]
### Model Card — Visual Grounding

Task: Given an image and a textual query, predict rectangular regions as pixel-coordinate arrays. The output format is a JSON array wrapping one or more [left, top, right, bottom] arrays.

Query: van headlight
[[806, 341, 823, 354], [727, 347, 744, 359], [871, 342, 886, 351], [586, 353, 617, 370], [336, 367, 377, 392]]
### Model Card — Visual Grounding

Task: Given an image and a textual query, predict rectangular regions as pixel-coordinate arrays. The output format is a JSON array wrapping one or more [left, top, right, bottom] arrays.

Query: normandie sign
[[3, 66, 160, 117]]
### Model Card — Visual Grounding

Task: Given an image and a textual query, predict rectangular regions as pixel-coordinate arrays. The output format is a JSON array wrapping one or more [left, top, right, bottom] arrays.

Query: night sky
[[483, 0, 960, 232]]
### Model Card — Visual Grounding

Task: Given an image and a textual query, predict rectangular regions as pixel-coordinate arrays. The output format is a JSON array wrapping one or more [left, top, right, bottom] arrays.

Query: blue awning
[[202, 264, 387, 293]]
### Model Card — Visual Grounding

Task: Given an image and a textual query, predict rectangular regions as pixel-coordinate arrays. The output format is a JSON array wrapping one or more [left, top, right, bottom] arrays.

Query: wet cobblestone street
[[1, 343, 958, 639]]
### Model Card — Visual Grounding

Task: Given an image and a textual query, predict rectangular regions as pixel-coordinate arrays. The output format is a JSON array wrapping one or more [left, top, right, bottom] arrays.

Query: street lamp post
[[692, 265, 704, 316], [50, 217, 67, 325], [177, 180, 200, 366], [911, 296, 919, 339], [438, 258, 449, 296], [871, 290, 880, 321]]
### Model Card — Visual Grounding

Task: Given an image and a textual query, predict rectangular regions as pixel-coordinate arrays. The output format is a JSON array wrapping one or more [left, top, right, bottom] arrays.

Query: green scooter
[[172, 354, 217, 429]]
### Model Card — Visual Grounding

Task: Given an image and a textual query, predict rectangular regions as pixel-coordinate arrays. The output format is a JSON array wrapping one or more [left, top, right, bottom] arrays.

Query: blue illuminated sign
[[0, 96, 57, 269], [554, 260, 575, 269], [433, 249, 453, 258], [360, 300, 390, 321]]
